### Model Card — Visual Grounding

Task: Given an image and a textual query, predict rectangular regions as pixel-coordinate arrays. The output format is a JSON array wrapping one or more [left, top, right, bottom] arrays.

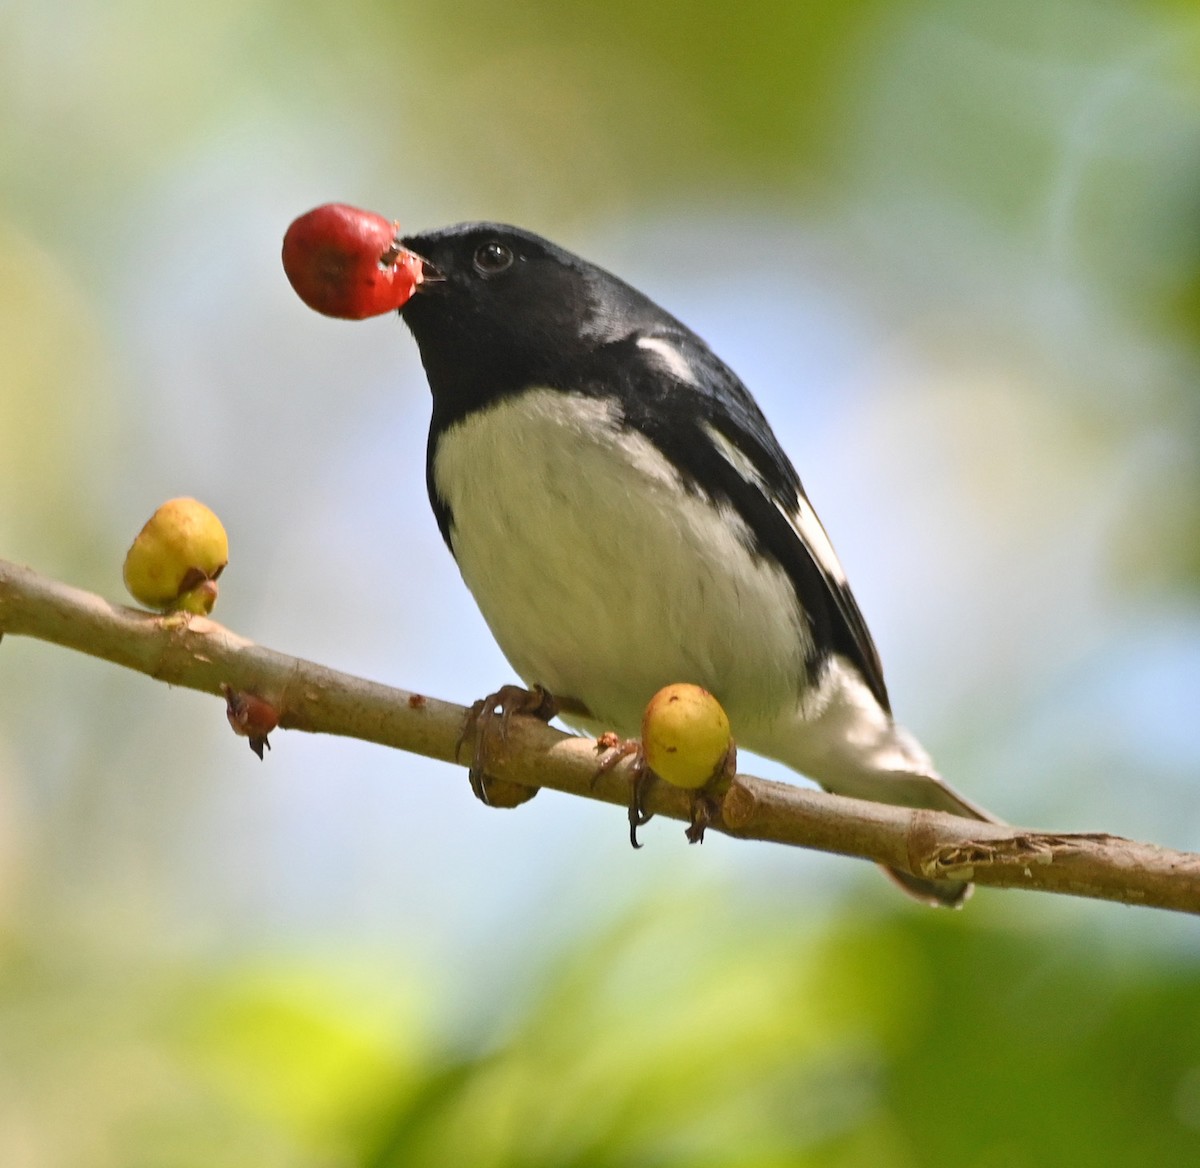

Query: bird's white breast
[[431, 388, 810, 737]]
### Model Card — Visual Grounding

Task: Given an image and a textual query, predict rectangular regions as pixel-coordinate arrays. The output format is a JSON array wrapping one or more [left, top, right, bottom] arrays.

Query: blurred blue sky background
[[3, 1, 1200, 1163]]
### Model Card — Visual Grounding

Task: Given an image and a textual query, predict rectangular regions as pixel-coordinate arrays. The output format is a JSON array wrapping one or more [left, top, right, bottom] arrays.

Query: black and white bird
[[395, 221, 999, 905]]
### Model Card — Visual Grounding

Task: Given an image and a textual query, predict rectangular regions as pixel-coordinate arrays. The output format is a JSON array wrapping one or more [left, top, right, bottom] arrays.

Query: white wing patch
[[790, 495, 848, 586], [702, 420, 848, 587], [636, 336, 695, 383], [702, 422, 767, 493]]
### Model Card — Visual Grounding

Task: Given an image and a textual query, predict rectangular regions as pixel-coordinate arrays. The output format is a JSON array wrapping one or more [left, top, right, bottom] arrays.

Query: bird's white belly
[[432, 388, 809, 737]]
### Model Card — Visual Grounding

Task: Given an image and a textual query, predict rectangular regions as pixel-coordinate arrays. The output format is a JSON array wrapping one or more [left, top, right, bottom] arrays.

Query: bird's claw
[[685, 792, 716, 844], [628, 765, 655, 849], [594, 733, 654, 849], [685, 741, 738, 843], [459, 684, 557, 805]]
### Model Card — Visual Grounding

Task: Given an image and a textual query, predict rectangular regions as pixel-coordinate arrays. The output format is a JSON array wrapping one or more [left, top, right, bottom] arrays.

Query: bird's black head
[[398, 222, 677, 423]]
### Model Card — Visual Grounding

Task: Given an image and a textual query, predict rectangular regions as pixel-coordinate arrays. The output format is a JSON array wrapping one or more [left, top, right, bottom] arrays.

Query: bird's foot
[[684, 742, 737, 845], [684, 792, 715, 844], [458, 683, 558, 807], [595, 732, 654, 849]]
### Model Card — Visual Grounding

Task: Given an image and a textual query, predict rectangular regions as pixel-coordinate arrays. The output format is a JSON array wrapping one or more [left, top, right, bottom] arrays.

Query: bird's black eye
[[473, 241, 513, 275]]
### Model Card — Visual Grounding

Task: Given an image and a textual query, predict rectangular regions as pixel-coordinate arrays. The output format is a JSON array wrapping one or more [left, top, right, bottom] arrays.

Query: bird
[[393, 220, 1000, 905]]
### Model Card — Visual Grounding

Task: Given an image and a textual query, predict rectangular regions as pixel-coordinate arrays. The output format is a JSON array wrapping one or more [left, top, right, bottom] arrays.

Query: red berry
[[282, 203, 423, 319]]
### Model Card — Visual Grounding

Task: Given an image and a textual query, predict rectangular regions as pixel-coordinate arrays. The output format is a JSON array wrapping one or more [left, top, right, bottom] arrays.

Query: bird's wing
[[608, 329, 891, 713]]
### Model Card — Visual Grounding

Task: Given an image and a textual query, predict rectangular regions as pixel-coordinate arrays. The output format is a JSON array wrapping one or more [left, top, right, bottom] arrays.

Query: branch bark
[[2, 556, 1198, 915]]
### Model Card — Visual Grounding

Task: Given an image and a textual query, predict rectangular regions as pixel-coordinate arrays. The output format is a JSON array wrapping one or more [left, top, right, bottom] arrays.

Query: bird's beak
[[395, 240, 445, 295], [374, 239, 440, 311], [414, 257, 445, 288]]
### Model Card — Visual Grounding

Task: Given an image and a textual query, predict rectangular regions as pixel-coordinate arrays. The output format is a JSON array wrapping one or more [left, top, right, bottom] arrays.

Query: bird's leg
[[684, 742, 738, 845], [595, 732, 655, 849], [684, 793, 714, 844], [458, 683, 558, 807]]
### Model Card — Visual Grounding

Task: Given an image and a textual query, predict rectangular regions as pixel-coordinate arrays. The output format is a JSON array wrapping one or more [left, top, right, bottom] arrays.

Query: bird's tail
[[821, 758, 1003, 908], [751, 666, 1003, 905], [884, 865, 975, 907], [772, 706, 1002, 906]]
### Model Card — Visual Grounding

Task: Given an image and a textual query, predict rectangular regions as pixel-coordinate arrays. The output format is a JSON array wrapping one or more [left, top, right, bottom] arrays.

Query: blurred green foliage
[[5, 899, 1200, 1166]]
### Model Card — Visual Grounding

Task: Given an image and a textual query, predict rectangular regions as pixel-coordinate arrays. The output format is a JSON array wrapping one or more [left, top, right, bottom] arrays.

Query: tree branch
[[2, 556, 1198, 914]]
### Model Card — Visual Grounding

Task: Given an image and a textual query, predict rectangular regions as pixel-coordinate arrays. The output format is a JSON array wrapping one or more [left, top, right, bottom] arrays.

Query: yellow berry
[[641, 683, 733, 789], [123, 497, 228, 613]]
